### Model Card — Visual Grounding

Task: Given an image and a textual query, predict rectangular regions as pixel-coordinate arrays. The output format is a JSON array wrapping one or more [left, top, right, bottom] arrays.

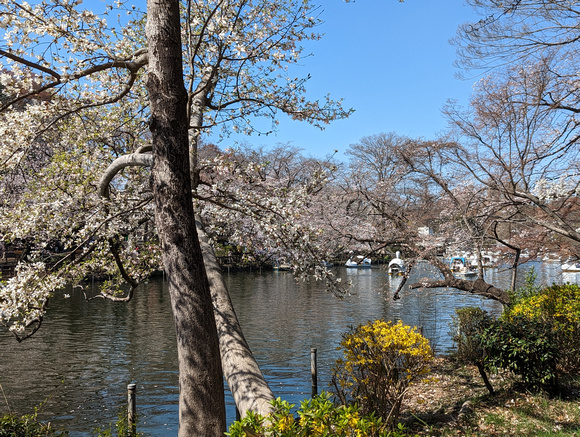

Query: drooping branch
[[395, 250, 510, 305], [86, 239, 139, 302], [95, 150, 153, 301]]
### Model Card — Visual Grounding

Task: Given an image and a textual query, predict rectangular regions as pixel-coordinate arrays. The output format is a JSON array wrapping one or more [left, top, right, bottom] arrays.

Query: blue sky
[[209, 1, 484, 160]]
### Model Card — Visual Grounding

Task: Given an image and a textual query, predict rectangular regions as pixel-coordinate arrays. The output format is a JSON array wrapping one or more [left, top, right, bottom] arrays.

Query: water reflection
[[0, 282, 179, 436], [0, 261, 574, 435]]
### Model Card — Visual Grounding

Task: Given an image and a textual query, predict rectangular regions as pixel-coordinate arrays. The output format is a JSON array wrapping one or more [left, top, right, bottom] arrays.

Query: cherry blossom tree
[[334, 133, 511, 303], [443, 59, 580, 261], [195, 144, 344, 280], [452, 0, 580, 250], [0, 0, 351, 434]]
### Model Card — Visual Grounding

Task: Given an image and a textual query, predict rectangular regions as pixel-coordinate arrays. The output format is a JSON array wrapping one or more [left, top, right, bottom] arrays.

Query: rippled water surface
[[0, 261, 574, 435]]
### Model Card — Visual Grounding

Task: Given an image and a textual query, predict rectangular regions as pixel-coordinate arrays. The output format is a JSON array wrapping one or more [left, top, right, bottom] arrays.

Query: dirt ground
[[400, 357, 580, 435]]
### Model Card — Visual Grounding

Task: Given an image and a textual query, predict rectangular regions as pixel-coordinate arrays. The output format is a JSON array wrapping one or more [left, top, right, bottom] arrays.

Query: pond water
[[0, 260, 575, 435]]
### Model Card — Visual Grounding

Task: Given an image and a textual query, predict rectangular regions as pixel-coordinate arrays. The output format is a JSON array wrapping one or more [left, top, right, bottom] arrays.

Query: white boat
[[273, 260, 292, 271], [468, 251, 498, 268], [561, 259, 580, 272], [388, 251, 406, 275], [450, 256, 477, 277], [345, 255, 372, 268], [542, 253, 561, 263]]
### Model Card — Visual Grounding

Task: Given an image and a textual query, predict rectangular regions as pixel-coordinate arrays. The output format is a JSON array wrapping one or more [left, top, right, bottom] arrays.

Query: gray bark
[[145, 0, 225, 434], [397, 254, 510, 305], [98, 153, 153, 198], [196, 219, 275, 417], [408, 277, 510, 305]]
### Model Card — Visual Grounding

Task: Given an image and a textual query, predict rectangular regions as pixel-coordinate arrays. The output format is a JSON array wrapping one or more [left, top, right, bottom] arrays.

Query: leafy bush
[[451, 283, 580, 394], [507, 266, 541, 307], [332, 319, 433, 426], [509, 283, 580, 324], [451, 307, 495, 394], [507, 283, 580, 374], [226, 393, 407, 437], [452, 307, 493, 364], [481, 315, 559, 392], [0, 412, 64, 436], [0, 403, 140, 437]]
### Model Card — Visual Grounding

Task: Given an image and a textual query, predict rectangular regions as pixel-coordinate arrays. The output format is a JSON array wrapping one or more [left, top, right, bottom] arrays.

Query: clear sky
[[208, 1, 484, 160]]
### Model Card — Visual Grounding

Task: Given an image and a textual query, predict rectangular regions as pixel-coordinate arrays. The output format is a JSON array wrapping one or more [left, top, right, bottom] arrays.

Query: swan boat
[[388, 251, 406, 275]]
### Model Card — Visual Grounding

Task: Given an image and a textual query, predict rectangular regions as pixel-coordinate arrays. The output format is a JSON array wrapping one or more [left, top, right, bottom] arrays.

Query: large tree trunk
[[196, 219, 276, 417], [145, 0, 225, 434]]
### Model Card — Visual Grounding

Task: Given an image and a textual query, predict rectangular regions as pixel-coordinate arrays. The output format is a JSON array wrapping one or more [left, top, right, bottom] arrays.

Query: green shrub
[[452, 284, 580, 394], [226, 393, 406, 437], [507, 283, 580, 374], [507, 267, 541, 307], [481, 315, 559, 392], [0, 412, 64, 436], [451, 307, 493, 364], [331, 319, 433, 427], [451, 307, 495, 394]]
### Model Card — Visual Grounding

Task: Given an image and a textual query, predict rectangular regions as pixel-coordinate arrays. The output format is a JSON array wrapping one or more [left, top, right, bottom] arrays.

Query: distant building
[[418, 226, 433, 237]]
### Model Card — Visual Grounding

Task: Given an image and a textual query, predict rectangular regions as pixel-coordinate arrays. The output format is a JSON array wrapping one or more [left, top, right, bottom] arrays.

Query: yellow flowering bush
[[332, 319, 433, 427], [509, 283, 580, 325], [507, 283, 580, 373]]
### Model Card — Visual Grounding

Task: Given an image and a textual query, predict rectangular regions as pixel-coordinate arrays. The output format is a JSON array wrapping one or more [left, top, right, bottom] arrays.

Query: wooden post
[[127, 383, 136, 436], [310, 348, 318, 398]]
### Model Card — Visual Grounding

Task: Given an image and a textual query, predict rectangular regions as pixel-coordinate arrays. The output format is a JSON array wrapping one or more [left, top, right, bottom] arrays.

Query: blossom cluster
[[0, 262, 65, 337], [197, 147, 346, 293], [532, 174, 580, 201]]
